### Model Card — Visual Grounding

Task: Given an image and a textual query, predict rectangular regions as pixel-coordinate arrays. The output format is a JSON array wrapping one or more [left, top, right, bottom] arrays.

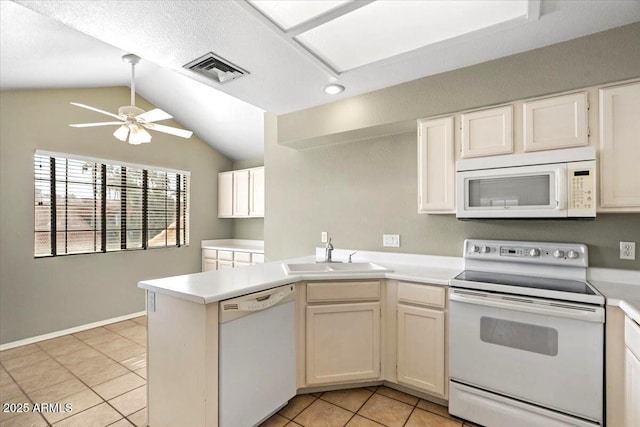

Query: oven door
[[449, 288, 603, 423], [456, 164, 567, 218]]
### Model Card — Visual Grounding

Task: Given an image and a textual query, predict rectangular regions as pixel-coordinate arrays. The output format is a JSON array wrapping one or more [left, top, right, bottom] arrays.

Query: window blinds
[[34, 152, 189, 257]]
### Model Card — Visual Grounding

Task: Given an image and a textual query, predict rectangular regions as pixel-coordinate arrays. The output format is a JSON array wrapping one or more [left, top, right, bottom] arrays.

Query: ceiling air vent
[[183, 52, 249, 84]]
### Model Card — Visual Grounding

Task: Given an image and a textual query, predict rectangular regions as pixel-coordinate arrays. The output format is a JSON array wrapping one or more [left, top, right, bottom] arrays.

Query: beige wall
[[0, 87, 232, 344], [265, 24, 640, 270]]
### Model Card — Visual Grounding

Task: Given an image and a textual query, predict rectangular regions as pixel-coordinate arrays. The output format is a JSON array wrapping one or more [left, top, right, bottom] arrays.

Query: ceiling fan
[[69, 54, 193, 145]]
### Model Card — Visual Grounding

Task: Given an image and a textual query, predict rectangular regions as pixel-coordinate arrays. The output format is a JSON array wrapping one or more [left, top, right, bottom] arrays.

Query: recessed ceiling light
[[323, 83, 345, 95]]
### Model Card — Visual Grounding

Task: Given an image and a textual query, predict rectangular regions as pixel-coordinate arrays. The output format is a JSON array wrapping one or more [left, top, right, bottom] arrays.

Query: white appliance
[[449, 239, 604, 427], [456, 147, 596, 218], [219, 284, 296, 427]]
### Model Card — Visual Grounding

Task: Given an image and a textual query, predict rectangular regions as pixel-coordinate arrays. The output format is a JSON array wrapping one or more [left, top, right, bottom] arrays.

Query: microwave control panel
[[568, 160, 596, 217]]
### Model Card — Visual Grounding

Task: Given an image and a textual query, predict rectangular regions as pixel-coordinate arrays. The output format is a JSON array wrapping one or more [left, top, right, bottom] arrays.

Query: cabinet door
[[233, 170, 250, 217], [202, 258, 217, 272], [625, 348, 640, 427], [397, 305, 445, 396], [249, 167, 265, 217], [523, 92, 588, 152], [306, 302, 380, 385], [599, 82, 640, 210], [461, 105, 513, 158], [218, 260, 234, 269], [218, 171, 234, 218], [417, 117, 455, 213]]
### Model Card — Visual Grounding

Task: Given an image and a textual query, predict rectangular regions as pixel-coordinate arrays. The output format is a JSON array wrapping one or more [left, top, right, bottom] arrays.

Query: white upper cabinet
[[218, 166, 265, 218], [461, 105, 513, 158], [523, 92, 588, 152], [417, 117, 455, 213], [599, 82, 640, 211], [249, 167, 265, 217], [233, 170, 250, 217], [218, 171, 233, 218]]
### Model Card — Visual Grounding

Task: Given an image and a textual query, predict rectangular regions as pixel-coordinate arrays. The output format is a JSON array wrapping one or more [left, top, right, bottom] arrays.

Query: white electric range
[[449, 239, 604, 427]]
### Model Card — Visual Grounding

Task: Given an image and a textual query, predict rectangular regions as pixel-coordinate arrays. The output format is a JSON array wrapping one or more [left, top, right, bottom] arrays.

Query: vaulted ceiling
[[2, 1, 639, 160]]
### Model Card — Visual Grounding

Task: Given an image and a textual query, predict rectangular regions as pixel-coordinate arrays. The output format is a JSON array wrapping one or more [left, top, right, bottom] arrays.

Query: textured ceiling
[[2, 1, 640, 161]]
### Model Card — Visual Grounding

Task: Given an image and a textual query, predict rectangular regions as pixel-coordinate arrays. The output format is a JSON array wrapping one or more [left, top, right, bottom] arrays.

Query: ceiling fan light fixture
[[323, 83, 345, 95], [70, 54, 193, 144], [128, 126, 152, 145], [113, 125, 129, 142]]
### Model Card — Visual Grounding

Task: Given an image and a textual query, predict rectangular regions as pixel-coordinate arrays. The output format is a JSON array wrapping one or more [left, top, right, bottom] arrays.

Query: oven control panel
[[464, 239, 588, 267]]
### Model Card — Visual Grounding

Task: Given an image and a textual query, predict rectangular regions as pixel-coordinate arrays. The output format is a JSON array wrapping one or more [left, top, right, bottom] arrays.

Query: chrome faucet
[[348, 252, 357, 263], [325, 238, 334, 262]]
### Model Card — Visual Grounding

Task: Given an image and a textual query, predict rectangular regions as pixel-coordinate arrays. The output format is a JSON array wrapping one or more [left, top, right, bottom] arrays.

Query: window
[[34, 151, 189, 257]]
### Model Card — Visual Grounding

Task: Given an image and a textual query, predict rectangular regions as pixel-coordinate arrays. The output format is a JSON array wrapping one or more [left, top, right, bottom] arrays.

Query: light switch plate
[[383, 234, 400, 248], [620, 241, 636, 260], [321, 232, 328, 243]]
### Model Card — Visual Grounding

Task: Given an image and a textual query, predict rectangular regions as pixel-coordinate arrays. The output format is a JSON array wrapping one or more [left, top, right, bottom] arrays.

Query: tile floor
[[2, 317, 478, 427], [0, 317, 147, 426], [259, 386, 479, 427]]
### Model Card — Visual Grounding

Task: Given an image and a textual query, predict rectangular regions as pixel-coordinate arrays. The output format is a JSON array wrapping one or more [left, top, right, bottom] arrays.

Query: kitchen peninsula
[[139, 249, 640, 427]]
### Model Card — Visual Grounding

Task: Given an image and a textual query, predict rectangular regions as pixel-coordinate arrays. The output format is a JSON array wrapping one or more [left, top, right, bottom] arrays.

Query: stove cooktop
[[454, 270, 597, 296]]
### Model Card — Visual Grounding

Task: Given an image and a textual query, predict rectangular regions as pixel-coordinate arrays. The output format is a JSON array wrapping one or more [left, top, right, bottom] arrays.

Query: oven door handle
[[450, 291, 604, 323]]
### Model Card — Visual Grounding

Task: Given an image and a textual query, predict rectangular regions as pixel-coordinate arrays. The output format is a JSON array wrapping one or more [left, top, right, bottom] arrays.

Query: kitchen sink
[[283, 262, 391, 275], [284, 263, 330, 273]]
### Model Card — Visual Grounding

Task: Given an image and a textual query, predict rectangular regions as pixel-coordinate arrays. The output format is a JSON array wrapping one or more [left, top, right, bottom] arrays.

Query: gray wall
[[265, 24, 640, 270], [0, 87, 233, 344]]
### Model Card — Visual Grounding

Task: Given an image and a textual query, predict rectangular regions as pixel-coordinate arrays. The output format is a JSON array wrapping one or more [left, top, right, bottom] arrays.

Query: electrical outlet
[[620, 241, 636, 260], [147, 291, 156, 312], [321, 232, 328, 243], [383, 234, 400, 248]]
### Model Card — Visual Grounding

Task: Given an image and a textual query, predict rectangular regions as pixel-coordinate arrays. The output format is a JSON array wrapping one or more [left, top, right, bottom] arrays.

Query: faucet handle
[[348, 252, 357, 263]]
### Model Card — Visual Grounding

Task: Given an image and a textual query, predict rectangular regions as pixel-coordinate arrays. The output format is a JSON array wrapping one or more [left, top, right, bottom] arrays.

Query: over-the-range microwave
[[456, 147, 596, 219]]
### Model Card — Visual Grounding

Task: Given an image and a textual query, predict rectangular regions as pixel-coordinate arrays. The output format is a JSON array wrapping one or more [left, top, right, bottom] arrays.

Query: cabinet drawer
[[202, 249, 217, 259], [218, 250, 234, 261], [234, 251, 252, 263], [307, 281, 380, 303], [625, 316, 640, 360], [398, 282, 445, 308], [252, 253, 265, 264]]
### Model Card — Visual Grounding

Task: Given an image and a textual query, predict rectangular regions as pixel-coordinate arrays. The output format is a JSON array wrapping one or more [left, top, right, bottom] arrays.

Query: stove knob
[[470, 245, 480, 253], [553, 250, 565, 258], [567, 250, 579, 259], [529, 248, 540, 257], [480, 246, 491, 254]]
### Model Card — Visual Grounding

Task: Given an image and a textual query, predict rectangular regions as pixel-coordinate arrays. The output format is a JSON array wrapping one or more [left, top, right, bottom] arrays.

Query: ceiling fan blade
[[69, 121, 123, 128], [136, 108, 172, 123], [144, 123, 193, 139], [70, 102, 123, 120]]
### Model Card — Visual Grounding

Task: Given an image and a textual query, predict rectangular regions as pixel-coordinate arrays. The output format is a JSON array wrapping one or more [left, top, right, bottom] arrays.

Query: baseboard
[[0, 311, 147, 351]]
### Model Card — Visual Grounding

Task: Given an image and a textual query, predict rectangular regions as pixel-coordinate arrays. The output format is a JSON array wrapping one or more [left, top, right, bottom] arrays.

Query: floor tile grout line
[[0, 362, 52, 427]]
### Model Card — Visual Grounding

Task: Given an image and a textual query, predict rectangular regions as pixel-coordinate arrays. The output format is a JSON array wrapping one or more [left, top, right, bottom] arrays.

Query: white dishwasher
[[219, 284, 296, 427]]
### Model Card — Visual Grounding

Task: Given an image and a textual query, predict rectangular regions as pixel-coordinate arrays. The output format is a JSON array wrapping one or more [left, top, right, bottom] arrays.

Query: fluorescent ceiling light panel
[[296, 0, 529, 72], [249, 0, 350, 30]]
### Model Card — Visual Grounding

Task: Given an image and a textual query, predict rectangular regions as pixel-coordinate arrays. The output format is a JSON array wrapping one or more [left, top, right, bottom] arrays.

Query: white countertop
[[140, 248, 640, 318], [139, 249, 463, 304], [589, 268, 640, 325], [201, 239, 264, 253]]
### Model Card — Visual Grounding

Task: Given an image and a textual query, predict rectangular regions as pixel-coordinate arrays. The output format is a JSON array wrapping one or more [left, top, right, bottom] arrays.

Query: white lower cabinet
[[625, 316, 640, 427], [201, 247, 264, 272], [395, 281, 447, 398], [397, 305, 445, 395], [305, 281, 381, 386], [625, 348, 640, 427]]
